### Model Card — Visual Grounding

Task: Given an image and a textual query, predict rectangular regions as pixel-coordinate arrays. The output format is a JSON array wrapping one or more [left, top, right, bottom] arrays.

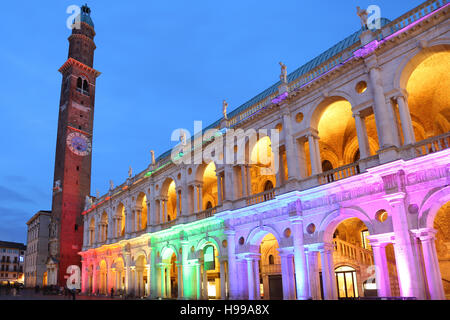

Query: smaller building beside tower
[[0, 241, 26, 285], [24, 211, 51, 288]]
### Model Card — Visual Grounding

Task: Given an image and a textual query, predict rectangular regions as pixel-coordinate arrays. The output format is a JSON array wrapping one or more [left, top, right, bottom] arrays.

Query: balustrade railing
[[387, 0, 447, 35], [318, 162, 361, 185], [246, 188, 276, 206], [261, 264, 281, 274], [196, 206, 217, 221], [161, 219, 177, 230], [333, 239, 373, 266], [413, 132, 450, 157]]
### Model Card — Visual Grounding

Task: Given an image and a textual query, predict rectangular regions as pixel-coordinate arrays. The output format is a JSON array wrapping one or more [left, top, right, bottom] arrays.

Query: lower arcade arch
[[159, 247, 179, 299], [317, 217, 400, 300], [431, 200, 450, 299], [132, 254, 148, 297]]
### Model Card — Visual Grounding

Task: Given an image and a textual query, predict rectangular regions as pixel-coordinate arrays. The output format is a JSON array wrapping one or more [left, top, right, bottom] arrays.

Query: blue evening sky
[[0, 1, 423, 243]]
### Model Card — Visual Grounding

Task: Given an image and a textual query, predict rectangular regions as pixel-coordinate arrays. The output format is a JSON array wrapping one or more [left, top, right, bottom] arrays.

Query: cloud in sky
[[0, 185, 36, 205]]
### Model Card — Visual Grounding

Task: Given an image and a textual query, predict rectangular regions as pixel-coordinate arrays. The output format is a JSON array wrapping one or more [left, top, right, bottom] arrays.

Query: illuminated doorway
[[335, 266, 358, 299]]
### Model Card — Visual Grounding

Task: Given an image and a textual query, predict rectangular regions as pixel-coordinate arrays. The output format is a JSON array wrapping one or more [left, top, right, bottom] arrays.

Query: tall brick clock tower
[[47, 4, 100, 286]]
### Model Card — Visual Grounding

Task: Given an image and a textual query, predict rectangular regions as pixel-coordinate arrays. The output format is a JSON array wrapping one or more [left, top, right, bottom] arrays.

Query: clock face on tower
[[66, 132, 92, 156]]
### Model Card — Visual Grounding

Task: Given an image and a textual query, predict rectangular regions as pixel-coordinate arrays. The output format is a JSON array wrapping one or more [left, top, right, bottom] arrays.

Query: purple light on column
[[272, 92, 289, 104], [353, 40, 380, 58]]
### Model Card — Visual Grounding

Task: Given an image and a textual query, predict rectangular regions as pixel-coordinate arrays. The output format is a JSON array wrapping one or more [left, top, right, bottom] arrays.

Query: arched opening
[[77, 77, 82, 90], [111, 258, 124, 295], [42, 271, 48, 287], [259, 233, 284, 300], [160, 179, 178, 223], [404, 50, 450, 143], [263, 180, 274, 191], [134, 255, 148, 298], [324, 218, 399, 299], [100, 211, 108, 243], [89, 217, 95, 245], [432, 201, 450, 299], [322, 160, 333, 173], [82, 79, 89, 94], [98, 260, 107, 295], [116, 203, 126, 238], [136, 193, 148, 232], [201, 162, 218, 212], [249, 136, 276, 195], [160, 248, 179, 299], [199, 243, 221, 300], [306, 97, 378, 177]]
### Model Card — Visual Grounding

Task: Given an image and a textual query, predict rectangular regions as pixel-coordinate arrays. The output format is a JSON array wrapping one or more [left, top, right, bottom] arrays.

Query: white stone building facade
[[79, 0, 450, 300]]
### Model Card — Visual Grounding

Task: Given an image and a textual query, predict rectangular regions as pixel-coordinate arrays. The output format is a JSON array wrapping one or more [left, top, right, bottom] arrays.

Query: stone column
[[246, 165, 252, 196], [307, 133, 321, 175], [176, 190, 181, 217], [365, 57, 396, 148], [246, 257, 255, 300], [177, 262, 183, 299], [353, 112, 371, 159], [163, 200, 168, 223], [146, 200, 152, 228], [220, 259, 227, 300], [146, 264, 151, 297], [201, 263, 208, 299], [129, 211, 135, 234], [92, 268, 98, 294], [81, 260, 87, 293], [94, 216, 100, 245], [166, 265, 171, 298], [279, 249, 296, 300], [320, 244, 337, 300], [419, 230, 445, 300], [306, 250, 320, 300], [150, 250, 158, 299], [134, 269, 139, 297], [82, 218, 88, 248], [193, 185, 199, 213], [124, 208, 131, 238], [160, 264, 166, 298], [224, 165, 235, 201], [198, 185, 203, 211], [282, 113, 300, 181], [150, 197, 157, 226], [225, 231, 238, 299], [370, 242, 391, 297], [388, 194, 425, 299], [253, 256, 261, 300], [396, 94, 415, 145], [158, 200, 163, 224], [276, 150, 286, 188], [291, 219, 309, 299], [241, 166, 247, 197], [125, 265, 132, 295], [196, 262, 201, 300], [217, 174, 223, 206]]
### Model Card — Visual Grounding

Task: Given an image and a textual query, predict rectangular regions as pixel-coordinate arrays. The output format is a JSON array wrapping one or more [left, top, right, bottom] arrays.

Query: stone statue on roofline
[[180, 131, 187, 146], [279, 62, 287, 84], [84, 195, 92, 211], [109, 180, 114, 190], [150, 150, 155, 165], [96, 189, 100, 199], [223, 100, 228, 120], [128, 166, 132, 178], [357, 6, 369, 30]]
